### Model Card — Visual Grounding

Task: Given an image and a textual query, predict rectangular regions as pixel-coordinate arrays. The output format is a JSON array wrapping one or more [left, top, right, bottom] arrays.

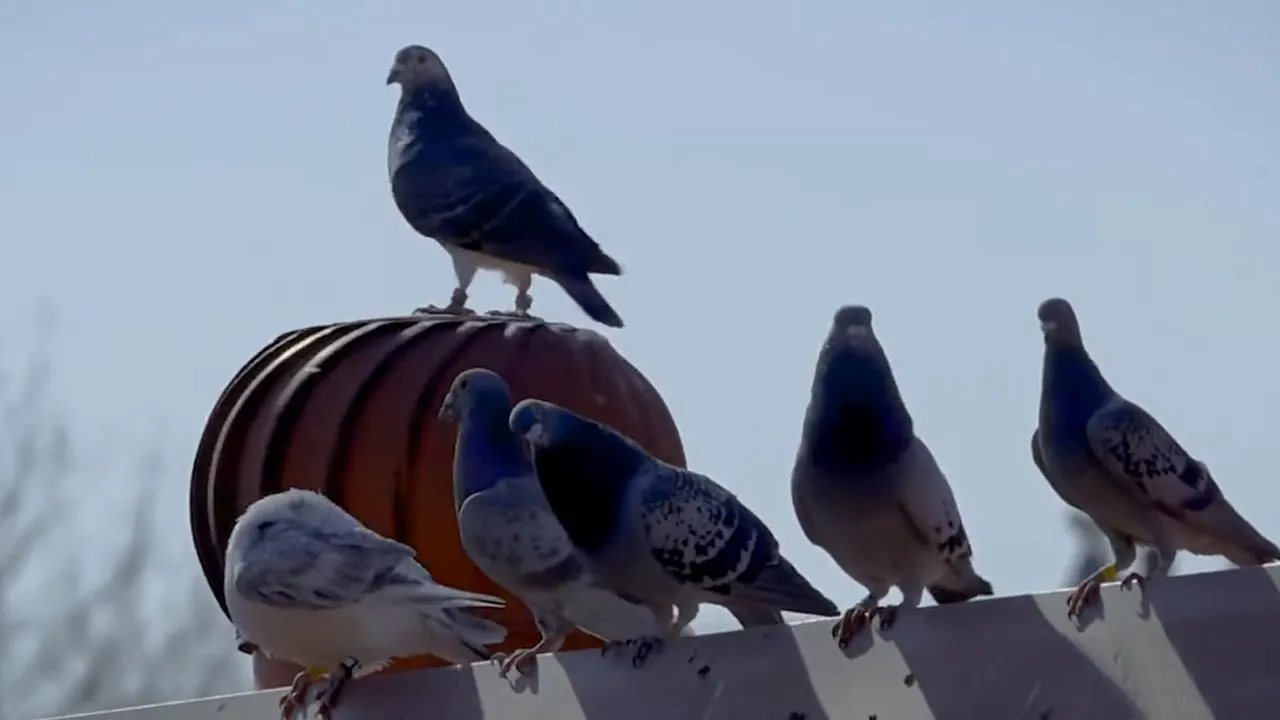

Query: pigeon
[[440, 368, 688, 676], [508, 398, 839, 665], [1034, 296, 1280, 619], [791, 305, 993, 648], [385, 44, 625, 328], [224, 488, 508, 719]]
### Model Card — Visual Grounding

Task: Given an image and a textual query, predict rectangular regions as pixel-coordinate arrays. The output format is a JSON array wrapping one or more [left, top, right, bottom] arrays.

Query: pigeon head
[[509, 399, 646, 552], [816, 305, 906, 414], [510, 399, 621, 453], [386, 44, 456, 92], [510, 400, 648, 483], [1037, 296, 1115, 410], [439, 368, 513, 425], [1037, 297, 1084, 347], [227, 489, 348, 558]]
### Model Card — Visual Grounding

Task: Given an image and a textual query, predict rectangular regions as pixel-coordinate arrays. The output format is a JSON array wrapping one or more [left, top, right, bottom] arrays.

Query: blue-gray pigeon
[[385, 45, 625, 328], [791, 305, 993, 647]]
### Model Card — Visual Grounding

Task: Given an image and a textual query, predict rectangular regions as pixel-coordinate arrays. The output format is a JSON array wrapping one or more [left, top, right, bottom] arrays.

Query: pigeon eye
[[256, 520, 277, 533]]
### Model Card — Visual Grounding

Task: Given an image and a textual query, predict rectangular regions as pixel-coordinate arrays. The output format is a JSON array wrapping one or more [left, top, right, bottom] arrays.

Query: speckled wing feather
[[1087, 398, 1280, 561], [235, 519, 418, 609], [1086, 400, 1217, 512], [893, 440, 978, 569], [636, 467, 838, 616]]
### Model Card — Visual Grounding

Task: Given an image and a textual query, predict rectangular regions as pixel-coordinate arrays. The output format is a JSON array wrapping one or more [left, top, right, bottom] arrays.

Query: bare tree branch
[[0, 348, 250, 720]]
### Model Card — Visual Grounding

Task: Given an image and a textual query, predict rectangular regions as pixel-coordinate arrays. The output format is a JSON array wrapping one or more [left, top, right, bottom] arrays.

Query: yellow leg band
[[1099, 564, 1119, 582]]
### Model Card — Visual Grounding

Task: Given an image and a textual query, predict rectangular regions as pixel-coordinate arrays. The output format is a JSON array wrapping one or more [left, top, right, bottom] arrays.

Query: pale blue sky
[[2, 1, 1278, 634]]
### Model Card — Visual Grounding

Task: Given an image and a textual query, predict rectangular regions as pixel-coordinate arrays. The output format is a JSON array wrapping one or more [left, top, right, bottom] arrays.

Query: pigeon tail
[[731, 558, 840, 617], [554, 274, 624, 328], [724, 602, 787, 628], [926, 566, 994, 605]]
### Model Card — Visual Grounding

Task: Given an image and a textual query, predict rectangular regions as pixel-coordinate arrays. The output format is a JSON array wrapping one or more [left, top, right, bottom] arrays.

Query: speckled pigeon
[[509, 398, 839, 663], [1034, 296, 1280, 619]]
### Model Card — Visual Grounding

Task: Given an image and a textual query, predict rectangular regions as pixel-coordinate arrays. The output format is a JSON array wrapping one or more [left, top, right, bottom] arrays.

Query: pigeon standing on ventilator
[[791, 305, 993, 648], [224, 488, 508, 719], [508, 398, 840, 665], [385, 44, 626, 328], [1033, 296, 1280, 619], [441, 368, 694, 677]]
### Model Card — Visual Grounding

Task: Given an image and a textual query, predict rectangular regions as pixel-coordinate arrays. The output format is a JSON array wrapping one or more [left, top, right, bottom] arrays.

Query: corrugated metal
[[189, 314, 685, 670]]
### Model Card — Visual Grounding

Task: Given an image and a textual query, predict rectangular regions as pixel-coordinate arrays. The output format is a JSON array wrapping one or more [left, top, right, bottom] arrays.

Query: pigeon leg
[[668, 600, 700, 636], [496, 636, 557, 678], [876, 585, 924, 632], [513, 274, 534, 316], [415, 287, 475, 316], [833, 589, 887, 649], [417, 252, 478, 315], [314, 657, 360, 720], [1122, 544, 1175, 593], [486, 272, 539, 320], [1068, 531, 1136, 619]]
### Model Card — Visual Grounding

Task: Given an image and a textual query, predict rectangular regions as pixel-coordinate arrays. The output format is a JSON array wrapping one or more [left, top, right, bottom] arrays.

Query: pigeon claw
[[1120, 571, 1146, 591], [876, 604, 900, 631], [278, 670, 315, 720], [484, 309, 539, 321], [413, 304, 475, 317], [630, 636, 664, 669], [833, 605, 882, 649], [1066, 577, 1104, 619], [497, 648, 537, 678]]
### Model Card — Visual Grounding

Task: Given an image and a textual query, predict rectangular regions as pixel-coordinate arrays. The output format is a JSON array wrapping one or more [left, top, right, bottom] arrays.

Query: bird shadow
[[1129, 565, 1280, 719], [328, 662, 489, 720], [558, 624, 835, 720], [871, 592, 1142, 719]]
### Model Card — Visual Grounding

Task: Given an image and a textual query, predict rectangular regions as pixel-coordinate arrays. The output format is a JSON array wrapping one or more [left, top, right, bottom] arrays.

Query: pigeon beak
[[523, 422, 546, 446], [438, 395, 457, 423], [845, 326, 872, 341], [385, 67, 400, 85], [1039, 321, 1056, 333]]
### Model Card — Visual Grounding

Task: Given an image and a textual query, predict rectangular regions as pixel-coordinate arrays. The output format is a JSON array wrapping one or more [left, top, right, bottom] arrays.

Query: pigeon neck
[[1042, 342, 1115, 419], [452, 411, 529, 504], [531, 427, 648, 553], [400, 85, 467, 119], [806, 359, 914, 473]]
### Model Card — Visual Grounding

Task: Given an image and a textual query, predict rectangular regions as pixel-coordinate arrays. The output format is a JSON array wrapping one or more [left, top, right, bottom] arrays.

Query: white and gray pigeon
[[224, 488, 508, 719], [385, 44, 625, 328], [791, 305, 993, 648], [1034, 297, 1280, 618], [440, 368, 691, 677], [509, 398, 840, 664]]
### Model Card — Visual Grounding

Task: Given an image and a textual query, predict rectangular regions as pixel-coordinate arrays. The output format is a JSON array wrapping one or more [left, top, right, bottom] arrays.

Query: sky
[[1, 0, 1278, 638]]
